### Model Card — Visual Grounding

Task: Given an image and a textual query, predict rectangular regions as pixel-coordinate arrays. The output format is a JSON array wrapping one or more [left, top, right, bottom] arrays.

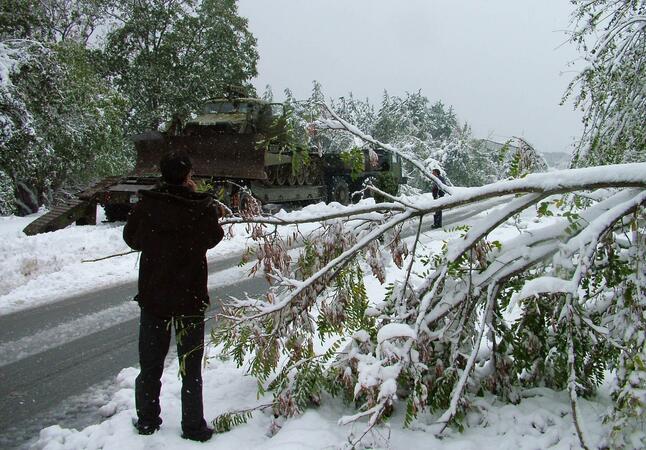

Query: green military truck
[[23, 96, 405, 235]]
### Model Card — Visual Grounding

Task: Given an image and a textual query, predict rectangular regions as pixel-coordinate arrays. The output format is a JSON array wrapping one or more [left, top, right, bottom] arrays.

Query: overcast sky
[[237, 0, 584, 155]]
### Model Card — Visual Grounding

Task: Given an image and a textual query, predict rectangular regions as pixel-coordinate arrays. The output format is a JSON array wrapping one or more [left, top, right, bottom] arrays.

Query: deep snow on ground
[[0, 207, 252, 316], [32, 357, 612, 450], [1, 202, 614, 449]]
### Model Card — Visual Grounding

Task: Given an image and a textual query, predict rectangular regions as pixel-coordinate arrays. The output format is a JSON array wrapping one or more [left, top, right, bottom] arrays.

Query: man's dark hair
[[160, 151, 192, 185]]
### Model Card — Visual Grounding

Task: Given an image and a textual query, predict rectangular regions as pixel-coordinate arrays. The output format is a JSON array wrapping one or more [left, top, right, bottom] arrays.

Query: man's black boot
[[134, 420, 160, 435], [182, 423, 214, 442]]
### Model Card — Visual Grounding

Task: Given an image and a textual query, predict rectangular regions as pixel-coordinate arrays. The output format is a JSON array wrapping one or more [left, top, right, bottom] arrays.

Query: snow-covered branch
[[212, 105, 646, 447]]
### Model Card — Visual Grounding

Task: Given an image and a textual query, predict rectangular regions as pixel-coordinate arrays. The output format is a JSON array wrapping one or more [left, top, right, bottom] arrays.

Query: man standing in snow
[[431, 168, 446, 229], [123, 151, 224, 442]]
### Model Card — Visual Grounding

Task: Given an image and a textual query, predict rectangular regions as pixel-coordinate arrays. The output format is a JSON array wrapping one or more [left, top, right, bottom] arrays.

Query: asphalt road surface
[[0, 253, 268, 450]]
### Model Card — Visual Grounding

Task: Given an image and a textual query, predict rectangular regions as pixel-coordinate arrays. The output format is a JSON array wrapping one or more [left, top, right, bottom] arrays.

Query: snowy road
[[0, 253, 268, 450]]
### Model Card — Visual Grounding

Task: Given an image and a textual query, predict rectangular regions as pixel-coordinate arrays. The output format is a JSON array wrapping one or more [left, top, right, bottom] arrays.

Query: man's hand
[[184, 177, 197, 192]]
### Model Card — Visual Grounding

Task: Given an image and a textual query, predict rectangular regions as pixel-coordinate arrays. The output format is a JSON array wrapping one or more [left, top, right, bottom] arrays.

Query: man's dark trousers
[[135, 308, 207, 432], [434, 210, 442, 228]]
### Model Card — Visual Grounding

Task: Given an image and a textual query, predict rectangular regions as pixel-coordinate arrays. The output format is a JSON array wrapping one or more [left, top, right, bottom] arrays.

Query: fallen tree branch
[[430, 283, 500, 436]]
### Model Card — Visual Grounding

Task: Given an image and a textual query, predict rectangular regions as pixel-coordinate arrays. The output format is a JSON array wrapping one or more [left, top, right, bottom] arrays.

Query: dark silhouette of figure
[[431, 168, 446, 229], [123, 151, 224, 442]]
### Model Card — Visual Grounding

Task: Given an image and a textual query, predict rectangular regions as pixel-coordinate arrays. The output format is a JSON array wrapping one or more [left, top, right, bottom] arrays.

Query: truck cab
[[183, 98, 284, 136]]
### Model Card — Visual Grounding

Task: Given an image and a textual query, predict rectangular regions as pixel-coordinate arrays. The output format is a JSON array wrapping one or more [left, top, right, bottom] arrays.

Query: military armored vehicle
[[23, 95, 405, 235]]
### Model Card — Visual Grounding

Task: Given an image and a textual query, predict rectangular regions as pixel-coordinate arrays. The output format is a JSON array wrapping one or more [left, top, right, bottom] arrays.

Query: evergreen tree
[[369, 90, 501, 189], [288, 85, 503, 190], [441, 125, 497, 187]]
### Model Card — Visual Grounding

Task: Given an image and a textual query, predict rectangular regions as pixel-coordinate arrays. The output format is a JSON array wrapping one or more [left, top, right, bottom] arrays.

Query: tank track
[[264, 160, 323, 187], [22, 198, 95, 236]]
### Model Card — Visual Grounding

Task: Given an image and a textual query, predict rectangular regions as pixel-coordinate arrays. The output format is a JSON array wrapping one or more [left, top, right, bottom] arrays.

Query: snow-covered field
[[1, 203, 613, 449]]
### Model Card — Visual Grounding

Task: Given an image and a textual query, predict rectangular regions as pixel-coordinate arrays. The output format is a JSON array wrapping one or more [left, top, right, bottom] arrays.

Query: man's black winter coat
[[123, 184, 224, 318]]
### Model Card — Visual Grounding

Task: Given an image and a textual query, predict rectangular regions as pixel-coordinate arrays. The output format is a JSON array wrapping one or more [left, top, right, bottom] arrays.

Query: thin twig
[[82, 250, 137, 262], [399, 216, 424, 315]]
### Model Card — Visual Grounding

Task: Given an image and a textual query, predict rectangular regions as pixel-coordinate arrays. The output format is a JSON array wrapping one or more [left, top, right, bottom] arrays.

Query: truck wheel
[[263, 167, 275, 186], [104, 204, 131, 222], [331, 177, 350, 205], [275, 165, 288, 186], [288, 170, 297, 186], [295, 166, 306, 185]]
